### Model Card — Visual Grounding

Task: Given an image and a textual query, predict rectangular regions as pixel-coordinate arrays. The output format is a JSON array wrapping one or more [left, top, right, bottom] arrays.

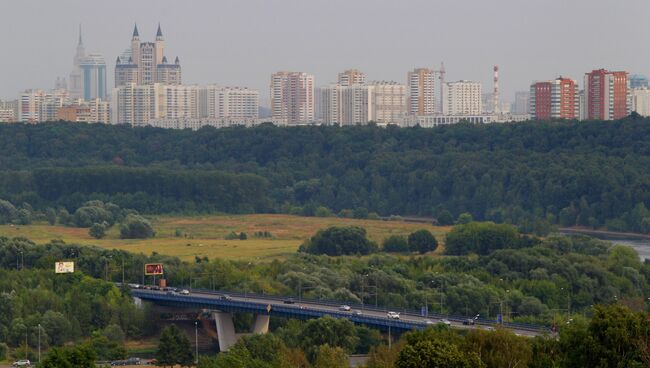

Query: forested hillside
[[2, 119, 650, 230]]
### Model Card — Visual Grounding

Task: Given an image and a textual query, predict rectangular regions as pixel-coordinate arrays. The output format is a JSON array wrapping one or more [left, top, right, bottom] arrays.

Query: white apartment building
[[408, 68, 436, 115], [19, 89, 70, 123], [112, 83, 199, 126], [199, 86, 259, 120], [400, 114, 495, 128], [443, 80, 482, 115], [369, 81, 407, 124], [270, 72, 314, 125], [631, 88, 650, 117], [317, 84, 374, 125]]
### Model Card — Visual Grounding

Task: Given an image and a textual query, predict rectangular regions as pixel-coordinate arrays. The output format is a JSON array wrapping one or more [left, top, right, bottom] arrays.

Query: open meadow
[[0, 214, 449, 261]]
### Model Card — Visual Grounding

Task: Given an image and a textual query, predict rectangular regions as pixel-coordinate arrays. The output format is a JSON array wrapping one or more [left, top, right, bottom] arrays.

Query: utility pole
[[194, 321, 198, 365], [38, 324, 41, 363], [121, 258, 125, 284]]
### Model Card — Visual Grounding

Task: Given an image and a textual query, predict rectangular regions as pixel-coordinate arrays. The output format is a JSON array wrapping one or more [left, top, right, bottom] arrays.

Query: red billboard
[[144, 263, 164, 275]]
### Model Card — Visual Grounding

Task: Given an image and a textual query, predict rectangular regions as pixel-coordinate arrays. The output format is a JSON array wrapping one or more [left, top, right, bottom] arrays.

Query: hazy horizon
[[1, 0, 648, 104]]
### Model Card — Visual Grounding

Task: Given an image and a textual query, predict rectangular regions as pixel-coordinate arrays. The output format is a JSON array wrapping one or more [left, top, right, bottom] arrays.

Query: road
[[133, 287, 548, 338]]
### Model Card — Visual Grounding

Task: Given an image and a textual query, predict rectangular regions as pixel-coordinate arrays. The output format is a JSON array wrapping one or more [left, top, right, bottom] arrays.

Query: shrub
[[119, 214, 155, 239], [89, 223, 106, 239], [407, 230, 438, 254], [300, 226, 378, 256], [383, 235, 409, 253]]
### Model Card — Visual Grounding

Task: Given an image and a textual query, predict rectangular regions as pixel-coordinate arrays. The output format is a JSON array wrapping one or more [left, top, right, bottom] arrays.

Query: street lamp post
[[194, 321, 198, 365]]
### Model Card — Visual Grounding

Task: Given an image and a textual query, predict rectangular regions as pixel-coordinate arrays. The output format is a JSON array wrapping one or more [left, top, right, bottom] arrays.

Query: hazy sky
[[1, 0, 648, 104]]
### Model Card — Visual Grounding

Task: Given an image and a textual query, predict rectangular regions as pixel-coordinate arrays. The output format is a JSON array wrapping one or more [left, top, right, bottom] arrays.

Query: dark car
[[283, 298, 296, 304]]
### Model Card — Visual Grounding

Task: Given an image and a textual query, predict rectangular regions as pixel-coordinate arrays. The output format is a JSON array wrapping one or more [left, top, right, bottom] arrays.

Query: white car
[[339, 305, 351, 311], [12, 360, 31, 367], [179, 289, 190, 295], [439, 319, 452, 326], [387, 311, 400, 319]]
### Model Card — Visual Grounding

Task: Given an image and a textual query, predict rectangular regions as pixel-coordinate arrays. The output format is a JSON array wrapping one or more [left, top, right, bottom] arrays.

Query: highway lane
[[132, 287, 549, 338]]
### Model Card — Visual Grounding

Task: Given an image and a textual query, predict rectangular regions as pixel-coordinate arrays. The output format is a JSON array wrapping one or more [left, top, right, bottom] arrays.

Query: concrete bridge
[[131, 288, 550, 351]]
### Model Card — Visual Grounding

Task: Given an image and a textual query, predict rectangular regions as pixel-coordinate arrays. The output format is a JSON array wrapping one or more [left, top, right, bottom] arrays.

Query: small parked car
[[339, 305, 351, 311], [283, 298, 296, 304], [12, 360, 31, 367], [179, 289, 190, 295], [463, 318, 476, 326], [387, 311, 400, 319]]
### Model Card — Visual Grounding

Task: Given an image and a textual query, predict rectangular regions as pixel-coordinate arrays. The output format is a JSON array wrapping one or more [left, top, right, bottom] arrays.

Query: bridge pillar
[[213, 311, 237, 352], [251, 314, 270, 334]]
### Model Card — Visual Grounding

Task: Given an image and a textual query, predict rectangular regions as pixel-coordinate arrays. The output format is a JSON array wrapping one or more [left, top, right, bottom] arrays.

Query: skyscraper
[[79, 54, 107, 100], [407, 68, 436, 115], [270, 72, 315, 125], [115, 24, 181, 87], [584, 69, 629, 120], [69, 25, 85, 99], [199, 86, 260, 120], [368, 81, 407, 124], [529, 77, 579, 120]]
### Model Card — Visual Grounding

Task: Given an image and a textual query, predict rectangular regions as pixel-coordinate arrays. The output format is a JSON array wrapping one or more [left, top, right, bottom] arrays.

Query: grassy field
[[0, 214, 449, 261]]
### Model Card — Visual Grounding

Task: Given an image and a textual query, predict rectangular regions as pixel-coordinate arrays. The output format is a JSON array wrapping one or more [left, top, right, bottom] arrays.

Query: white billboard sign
[[55, 261, 74, 274]]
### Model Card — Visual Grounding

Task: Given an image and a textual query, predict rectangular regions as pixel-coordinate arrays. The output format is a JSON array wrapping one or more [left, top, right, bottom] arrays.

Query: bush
[[0, 199, 18, 224], [353, 207, 369, 219], [315, 206, 333, 217], [225, 231, 239, 240], [239, 232, 248, 240], [300, 226, 378, 256], [383, 235, 409, 253], [456, 212, 473, 224], [119, 214, 155, 239], [0, 342, 7, 361], [407, 230, 438, 254], [73, 206, 113, 228], [89, 223, 106, 239], [436, 210, 454, 226]]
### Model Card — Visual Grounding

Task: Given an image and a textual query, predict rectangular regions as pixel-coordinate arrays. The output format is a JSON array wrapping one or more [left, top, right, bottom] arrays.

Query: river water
[[559, 229, 650, 261]]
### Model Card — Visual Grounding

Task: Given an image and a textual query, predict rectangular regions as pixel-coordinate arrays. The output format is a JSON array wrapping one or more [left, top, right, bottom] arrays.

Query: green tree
[[437, 210, 454, 226], [156, 325, 194, 367], [39, 344, 96, 368], [395, 339, 484, 368], [407, 230, 438, 254], [445, 222, 521, 255], [314, 344, 348, 368], [239, 232, 248, 240], [45, 208, 57, 225], [89, 223, 106, 239], [463, 328, 533, 368], [382, 235, 409, 253], [41, 310, 71, 347], [120, 214, 155, 239], [0, 199, 18, 224], [300, 226, 378, 256], [298, 316, 359, 362], [457, 212, 473, 224]]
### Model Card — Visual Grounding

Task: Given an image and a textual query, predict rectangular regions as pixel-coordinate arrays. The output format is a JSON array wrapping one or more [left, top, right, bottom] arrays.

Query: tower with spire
[[68, 25, 107, 101], [69, 24, 86, 99], [115, 23, 181, 88]]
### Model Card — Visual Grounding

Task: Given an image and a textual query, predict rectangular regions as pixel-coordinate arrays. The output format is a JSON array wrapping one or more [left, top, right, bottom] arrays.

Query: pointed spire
[[174, 56, 180, 65], [162, 56, 168, 64], [78, 24, 83, 46], [132, 23, 139, 39], [116, 56, 121, 64], [156, 23, 163, 38]]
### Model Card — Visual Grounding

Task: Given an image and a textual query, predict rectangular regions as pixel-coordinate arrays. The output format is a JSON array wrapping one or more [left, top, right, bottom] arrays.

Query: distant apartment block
[[443, 80, 482, 115], [19, 89, 70, 123], [338, 69, 366, 86], [584, 69, 629, 120], [512, 91, 530, 115], [112, 83, 197, 126], [631, 88, 650, 116], [407, 68, 436, 115], [369, 81, 407, 124], [199, 86, 259, 120], [529, 77, 579, 120], [270, 72, 314, 125]]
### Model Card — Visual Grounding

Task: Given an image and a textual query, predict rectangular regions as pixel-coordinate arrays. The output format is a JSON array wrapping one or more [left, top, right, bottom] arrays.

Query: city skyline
[[1, 0, 646, 103]]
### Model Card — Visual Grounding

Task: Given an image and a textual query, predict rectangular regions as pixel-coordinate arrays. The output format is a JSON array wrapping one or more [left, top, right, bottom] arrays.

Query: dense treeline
[[2, 120, 650, 229]]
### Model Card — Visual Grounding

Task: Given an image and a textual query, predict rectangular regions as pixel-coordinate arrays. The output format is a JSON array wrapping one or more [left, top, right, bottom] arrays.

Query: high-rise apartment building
[[338, 69, 366, 86], [270, 72, 314, 124], [443, 80, 482, 115], [529, 78, 579, 120], [407, 68, 436, 115], [199, 86, 259, 120], [584, 69, 629, 120], [630, 74, 649, 89], [111, 83, 198, 126], [115, 24, 181, 87], [368, 81, 406, 124], [19, 89, 70, 123], [316, 84, 375, 125]]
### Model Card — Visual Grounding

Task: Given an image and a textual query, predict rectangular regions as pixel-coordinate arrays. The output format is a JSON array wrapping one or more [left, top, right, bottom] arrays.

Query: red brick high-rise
[[584, 69, 629, 120], [529, 77, 578, 120]]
